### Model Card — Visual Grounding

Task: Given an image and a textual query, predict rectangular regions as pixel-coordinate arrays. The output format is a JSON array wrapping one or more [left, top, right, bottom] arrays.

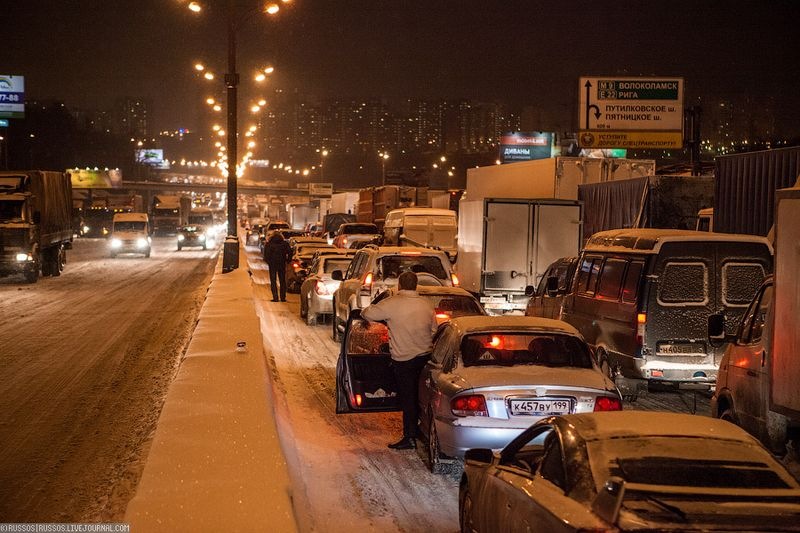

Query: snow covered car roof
[[448, 315, 581, 337], [556, 411, 763, 443], [584, 228, 773, 255]]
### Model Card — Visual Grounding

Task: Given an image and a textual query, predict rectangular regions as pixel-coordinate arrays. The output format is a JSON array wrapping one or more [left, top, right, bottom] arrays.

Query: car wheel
[[24, 268, 39, 284], [300, 293, 308, 319], [177, 244, 182, 251], [109, 252, 117, 259], [335, 357, 351, 414], [332, 300, 341, 342], [145, 250, 151, 258], [459, 486, 475, 533], [427, 411, 446, 475]]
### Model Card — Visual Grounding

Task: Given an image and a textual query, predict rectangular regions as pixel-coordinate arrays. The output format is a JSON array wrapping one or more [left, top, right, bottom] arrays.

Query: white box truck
[[711, 184, 800, 455]]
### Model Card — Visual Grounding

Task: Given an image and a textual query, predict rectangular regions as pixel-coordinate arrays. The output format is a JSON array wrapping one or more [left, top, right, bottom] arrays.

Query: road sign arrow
[[584, 81, 601, 128]]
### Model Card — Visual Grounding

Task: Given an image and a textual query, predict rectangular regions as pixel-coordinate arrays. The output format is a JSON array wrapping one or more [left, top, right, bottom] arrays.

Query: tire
[[335, 357, 351, 414], [145, 250, 151, 258], [41, 249, 52, 277], [459, 486, 475, 533], [51, 248, 62, 277], [300, 293, 308, 319], [24, 268, 39, 284], [110, 252, 117, 259], [332, 303, 342, 342], [177, 244, 182, 251], [427, 411, 446, 474], [202, 243, 207, 250]]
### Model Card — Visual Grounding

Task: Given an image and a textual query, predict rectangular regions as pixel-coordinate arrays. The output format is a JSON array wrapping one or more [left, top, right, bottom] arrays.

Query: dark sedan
[[460, 411, 800, 532]]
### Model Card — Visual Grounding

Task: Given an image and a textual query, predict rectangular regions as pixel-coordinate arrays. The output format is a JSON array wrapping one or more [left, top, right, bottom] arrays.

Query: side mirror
[[708, 313, 736, 346], [592, 476, 625, 525], [464, 448, 494, 465], [524, 285, 536, 297], [331, 270, 343, 281], [546, 275, 560, 297]]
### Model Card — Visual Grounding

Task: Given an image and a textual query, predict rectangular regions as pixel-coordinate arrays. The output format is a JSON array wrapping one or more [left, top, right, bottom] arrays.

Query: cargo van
[[109, 212, 151, 258], [382, 208, 457, 260], [559, 229, 772, 399]]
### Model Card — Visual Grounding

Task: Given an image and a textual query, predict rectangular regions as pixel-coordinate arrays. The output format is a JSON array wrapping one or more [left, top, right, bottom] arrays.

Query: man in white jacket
[[362, 271, 438, 450]]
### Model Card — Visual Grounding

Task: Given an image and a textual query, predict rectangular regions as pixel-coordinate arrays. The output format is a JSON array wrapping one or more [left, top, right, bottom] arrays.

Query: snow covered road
[[246, 247, 461, 533], [0, 237, 217, 521]]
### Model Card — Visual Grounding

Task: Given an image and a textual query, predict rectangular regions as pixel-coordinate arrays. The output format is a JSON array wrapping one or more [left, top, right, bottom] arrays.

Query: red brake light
[[355, 394, 362, 406], [593, 396, 623, 412], [451, 273, 459, 286], [363, 272, 373, 286], [485, 335, 503, 349], [292, 262, 300, 268], [451, 394, 488, 417], [435, 312, 450, 320]]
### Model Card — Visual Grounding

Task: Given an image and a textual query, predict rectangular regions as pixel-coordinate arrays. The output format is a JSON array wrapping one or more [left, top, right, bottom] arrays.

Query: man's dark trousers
[[393, 354, 429, 439], [268, 263, 287, 301]]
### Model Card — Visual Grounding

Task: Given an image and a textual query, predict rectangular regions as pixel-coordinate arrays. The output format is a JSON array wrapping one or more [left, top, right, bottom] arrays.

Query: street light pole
[[222, 0, 240, 272]]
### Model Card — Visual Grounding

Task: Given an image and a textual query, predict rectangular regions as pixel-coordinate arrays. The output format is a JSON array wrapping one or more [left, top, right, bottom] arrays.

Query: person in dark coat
[[263, 231, 292, 302]]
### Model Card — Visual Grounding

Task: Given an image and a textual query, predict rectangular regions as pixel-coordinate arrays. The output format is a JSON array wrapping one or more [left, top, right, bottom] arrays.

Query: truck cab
[[109, 213, 151, 258]]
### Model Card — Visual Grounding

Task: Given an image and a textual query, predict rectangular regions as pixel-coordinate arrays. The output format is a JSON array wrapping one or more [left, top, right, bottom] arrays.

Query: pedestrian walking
[[362, 271, 438, 450], [263, 231, 292, 302]]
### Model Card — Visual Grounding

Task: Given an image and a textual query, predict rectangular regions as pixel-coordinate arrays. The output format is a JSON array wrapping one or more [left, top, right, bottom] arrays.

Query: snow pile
[[125, 245, 297, 532]]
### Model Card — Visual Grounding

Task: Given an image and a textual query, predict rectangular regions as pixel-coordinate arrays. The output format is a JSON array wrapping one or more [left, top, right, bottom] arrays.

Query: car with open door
[[336, 313, 621, 475]]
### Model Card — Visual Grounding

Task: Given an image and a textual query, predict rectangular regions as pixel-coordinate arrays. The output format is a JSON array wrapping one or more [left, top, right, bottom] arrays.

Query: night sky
[[6, 0, 800, 133]]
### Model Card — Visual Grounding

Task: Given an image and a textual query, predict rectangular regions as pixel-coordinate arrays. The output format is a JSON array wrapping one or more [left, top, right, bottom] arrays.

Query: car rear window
[[658, 262, 708, 305], [722, 262, 766, 306], [323, 259, 351, 274], [342, 224, 378, 234], [427, 295, 483, 318], [378, 255, 448, 280], [460, 333, 593, 368]]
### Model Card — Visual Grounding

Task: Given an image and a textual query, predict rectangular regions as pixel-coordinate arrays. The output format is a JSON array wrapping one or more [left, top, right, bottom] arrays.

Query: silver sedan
[[418, 316, 620, 473], [299, 253, 355, 325]]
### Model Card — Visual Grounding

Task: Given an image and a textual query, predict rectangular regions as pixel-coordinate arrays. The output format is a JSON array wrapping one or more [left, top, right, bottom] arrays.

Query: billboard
[[135, 148, 170, 169], [0, 75, 25, 119], [308, 182, 333, 196], [500, 132, 555, 163], [68, 168, 123, 189]]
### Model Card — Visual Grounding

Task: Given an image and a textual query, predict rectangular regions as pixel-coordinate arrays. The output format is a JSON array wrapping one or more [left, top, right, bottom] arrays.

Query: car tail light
[[451, 273, 459, 286], [593, 396, 623, 412], [451, 394, 488, 417], [343, 237, 348, 245], [435, 312, 450, 320], [636, 312, 646, 346], [363, 272, 373, 287], [355, 394, 362, 406], [315, 280, 330, 295], [292, 261, 300, 269]]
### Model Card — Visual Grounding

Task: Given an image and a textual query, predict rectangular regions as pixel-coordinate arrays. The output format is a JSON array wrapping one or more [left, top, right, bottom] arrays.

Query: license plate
[[656, 342, 706, 356], [509, 398, 571, 416]]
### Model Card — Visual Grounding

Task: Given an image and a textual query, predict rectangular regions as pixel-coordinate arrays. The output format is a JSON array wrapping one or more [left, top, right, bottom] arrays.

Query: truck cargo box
[[770, 185, 800, 419], [714, 146, 800, 236]]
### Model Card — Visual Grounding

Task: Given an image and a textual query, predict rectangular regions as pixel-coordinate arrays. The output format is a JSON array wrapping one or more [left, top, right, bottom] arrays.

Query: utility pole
[[222, 0, 240, 272]]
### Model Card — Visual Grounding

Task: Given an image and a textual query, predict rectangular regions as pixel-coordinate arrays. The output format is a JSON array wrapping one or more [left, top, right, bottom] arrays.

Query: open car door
[[335, 309, 401, 414]]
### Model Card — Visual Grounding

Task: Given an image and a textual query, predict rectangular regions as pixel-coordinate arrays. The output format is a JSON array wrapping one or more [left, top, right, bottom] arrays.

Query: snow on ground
[[245, 247, 461, 533], [0, 237, 217, 521]]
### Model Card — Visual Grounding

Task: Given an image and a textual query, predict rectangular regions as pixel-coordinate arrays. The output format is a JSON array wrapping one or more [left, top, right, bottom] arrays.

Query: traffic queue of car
[[246, 219, 800, 533]]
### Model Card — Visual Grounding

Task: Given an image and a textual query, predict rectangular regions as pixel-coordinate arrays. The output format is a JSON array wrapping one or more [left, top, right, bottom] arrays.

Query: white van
[[110, 213, 151, 258], [383, 208, 457, 260]]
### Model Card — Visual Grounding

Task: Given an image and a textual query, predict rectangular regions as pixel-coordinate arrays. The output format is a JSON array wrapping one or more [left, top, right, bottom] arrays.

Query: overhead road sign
[[579, 76, 684, 149]]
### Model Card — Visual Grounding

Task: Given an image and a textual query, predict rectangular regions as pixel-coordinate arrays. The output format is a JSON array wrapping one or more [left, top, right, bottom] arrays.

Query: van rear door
[[647, 241, 770, 369]]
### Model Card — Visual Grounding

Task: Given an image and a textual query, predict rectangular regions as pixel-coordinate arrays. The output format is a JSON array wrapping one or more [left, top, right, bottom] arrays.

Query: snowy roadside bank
[[125, 244, 297, 532]]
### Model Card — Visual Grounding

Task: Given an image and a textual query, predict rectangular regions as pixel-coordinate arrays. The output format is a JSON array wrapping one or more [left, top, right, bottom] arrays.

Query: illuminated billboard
[[0, 75, 25, 119], [135, 148, 170, 169], [500, 132, 555, 163], [68, 168, 123, 189]]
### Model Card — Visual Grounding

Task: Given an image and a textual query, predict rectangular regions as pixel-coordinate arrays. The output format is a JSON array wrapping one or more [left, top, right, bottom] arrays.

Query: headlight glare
[[177, 234, 185, 241], [16, 253, 30, 261], [137, 238, 148, 248], [111, 238, 122, 248]]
